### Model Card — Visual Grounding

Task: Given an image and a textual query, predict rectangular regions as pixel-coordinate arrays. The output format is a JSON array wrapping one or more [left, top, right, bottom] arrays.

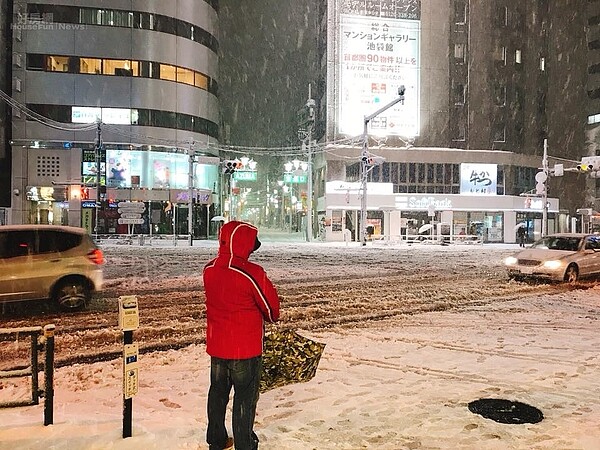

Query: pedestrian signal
[[222, 160, 240, 174]]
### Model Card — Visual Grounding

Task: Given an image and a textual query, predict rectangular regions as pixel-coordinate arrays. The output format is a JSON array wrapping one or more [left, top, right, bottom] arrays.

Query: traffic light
[[577, 163, 593, 173], [361, 155, 385, 166], [577, 156, 600, 176], [222, 159, 242, 174]]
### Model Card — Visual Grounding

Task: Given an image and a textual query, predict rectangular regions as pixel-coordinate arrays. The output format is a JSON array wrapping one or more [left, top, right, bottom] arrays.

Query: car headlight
[[542, 260, 563, 270], [504, 256, 518, 266]]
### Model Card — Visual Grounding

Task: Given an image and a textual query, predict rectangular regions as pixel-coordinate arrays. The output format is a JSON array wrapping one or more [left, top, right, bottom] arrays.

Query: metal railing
[[370, 233, 483, 245], [0, 324, 55, 425], [94, 233, 195, 247]]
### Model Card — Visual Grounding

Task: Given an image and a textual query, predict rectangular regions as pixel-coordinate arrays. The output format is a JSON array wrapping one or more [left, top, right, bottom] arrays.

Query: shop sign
[[460, 163, 497, 195], [395, 196, 453, 210]]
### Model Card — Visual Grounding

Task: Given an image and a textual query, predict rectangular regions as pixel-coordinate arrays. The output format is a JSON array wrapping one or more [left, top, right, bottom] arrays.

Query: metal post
[[173, 204, 177, 246], [288, 184, 293, 233], [123, 330, 133, 438], [542, 139, 549, 237], [306, 87, 315, 242], [229, 174, 234, 220], [280, 186, 285, 229], [188, 141, 194, 246], [31, 331, 39, 404], [360, 119, 369, 246], [43, 324, 55, 426], [94, 120, 102, 237], [359, 86, 406, 247]]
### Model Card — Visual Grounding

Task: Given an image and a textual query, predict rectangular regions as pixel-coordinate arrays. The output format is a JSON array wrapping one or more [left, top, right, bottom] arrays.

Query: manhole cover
[[468, 398, 544, 424]]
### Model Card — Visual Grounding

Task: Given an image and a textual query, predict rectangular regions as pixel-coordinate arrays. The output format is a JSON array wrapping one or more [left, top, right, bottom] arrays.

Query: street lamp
[[283, 160, 309, 234], [360, 85, 406, 246], [298, 85, 316, 242]]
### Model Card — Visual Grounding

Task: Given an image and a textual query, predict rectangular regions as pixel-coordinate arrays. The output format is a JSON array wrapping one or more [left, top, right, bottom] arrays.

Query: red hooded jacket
[[203, 221, 280, 359]]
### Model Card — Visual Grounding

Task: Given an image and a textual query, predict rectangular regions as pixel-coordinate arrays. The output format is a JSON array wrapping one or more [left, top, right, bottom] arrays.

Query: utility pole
[[306, 85, 315, 242], [94, 119, 102, 237], [187, 139, 195, 246], [542, 139, 549, 237], [298, 84, 316, 241], [360, 86, 405, 246]]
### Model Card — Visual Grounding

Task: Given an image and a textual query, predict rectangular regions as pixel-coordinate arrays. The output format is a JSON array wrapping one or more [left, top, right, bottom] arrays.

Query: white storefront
[[322, 181, 561, 244]]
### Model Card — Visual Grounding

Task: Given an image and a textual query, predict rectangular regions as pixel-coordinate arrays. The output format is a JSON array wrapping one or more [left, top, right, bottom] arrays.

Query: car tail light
[[87, 248, 104, 265]]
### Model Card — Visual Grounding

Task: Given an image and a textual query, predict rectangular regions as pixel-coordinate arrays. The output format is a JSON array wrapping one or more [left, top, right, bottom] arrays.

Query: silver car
[[0, 225, 104, 310], [504, 233, 600, 283]]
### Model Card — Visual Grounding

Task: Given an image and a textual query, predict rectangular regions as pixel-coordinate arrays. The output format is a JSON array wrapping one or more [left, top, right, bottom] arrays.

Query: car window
[[55, 231, 82, 252], [0, 232, 6, 258], [532, 236, 581, 251], [585, 236, 600, 250], [0, 230, 36, 258], [38, 230, 82, 254]]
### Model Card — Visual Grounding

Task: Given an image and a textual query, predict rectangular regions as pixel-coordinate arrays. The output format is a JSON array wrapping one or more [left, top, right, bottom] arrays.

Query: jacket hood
[[218, 221, 259, 260]]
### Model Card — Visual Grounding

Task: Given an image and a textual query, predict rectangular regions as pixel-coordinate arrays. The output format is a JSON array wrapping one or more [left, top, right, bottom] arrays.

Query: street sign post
[[117, 202, 145, 226]]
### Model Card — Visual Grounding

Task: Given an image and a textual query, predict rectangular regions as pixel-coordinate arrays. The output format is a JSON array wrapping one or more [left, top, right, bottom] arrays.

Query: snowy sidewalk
[[1, 290, 600, 449]]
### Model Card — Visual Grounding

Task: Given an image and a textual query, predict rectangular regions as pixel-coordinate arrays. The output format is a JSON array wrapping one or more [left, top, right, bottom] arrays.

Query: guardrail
[[94, 234, 193, 247], [370, 234, 483, 245], [0, 324, 55, 425]]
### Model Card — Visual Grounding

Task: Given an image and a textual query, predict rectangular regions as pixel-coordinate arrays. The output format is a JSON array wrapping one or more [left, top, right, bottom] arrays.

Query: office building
[[6, 0, 220, 236]]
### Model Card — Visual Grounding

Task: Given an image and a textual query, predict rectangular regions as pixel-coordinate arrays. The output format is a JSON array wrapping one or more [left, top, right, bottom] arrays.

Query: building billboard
[[460, 163, 498, 196], [337, 1, 421, 137]]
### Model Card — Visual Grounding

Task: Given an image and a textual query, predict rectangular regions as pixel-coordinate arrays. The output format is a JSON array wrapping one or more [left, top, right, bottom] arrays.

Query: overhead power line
[[0, 88, 369, 156]]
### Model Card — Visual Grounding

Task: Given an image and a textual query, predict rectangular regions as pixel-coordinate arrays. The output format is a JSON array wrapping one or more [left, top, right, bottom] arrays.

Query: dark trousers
[[207, 356, 261, 450]]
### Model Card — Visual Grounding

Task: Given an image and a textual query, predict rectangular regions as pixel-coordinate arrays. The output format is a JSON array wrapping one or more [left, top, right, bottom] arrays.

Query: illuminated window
[[80, 57, 101, 74], [176, 67, 194, 85], [160, 64, 176, 81], [194, 72, 208, 89], [46, 56, 69, 72], [103, 59, 135, 76], [130, 61, 139, 76]]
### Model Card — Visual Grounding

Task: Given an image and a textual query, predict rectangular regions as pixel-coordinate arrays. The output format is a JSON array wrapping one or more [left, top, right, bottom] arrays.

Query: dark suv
[[0, 225, 104, 311]]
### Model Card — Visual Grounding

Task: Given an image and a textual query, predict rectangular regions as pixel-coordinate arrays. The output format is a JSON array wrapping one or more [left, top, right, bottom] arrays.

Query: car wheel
[[54, 278, 90, 311], [564, 265, 579, 283]]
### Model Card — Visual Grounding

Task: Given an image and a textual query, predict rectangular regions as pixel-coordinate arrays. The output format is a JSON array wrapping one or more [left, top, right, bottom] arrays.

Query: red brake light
[[87, 248, 104, 265]]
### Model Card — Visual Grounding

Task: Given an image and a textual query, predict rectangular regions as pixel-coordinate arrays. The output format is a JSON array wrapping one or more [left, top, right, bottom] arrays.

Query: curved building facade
[[9, 0, 221, 237]]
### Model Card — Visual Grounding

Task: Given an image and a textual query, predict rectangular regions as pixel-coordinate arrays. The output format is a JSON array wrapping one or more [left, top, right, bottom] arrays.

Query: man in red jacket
[[203, 221, 280, 450]]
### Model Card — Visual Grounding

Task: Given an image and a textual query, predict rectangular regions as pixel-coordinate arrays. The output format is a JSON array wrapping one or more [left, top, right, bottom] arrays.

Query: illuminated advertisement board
[[460, 163, 498, 196], [72, 107, 138, 125], [338, 10, 420, 137], [105, 150, 217, 191]]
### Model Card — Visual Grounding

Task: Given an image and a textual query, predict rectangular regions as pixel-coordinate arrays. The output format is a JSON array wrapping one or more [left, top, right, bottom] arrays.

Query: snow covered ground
[[1, 239, 600, 449]]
